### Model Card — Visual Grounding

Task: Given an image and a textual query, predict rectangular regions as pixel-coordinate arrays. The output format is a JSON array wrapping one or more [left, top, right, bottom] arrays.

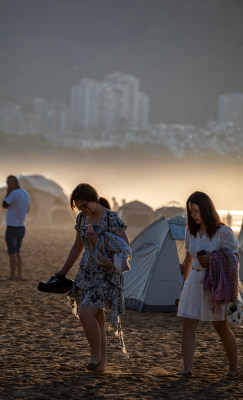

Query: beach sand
[[0, 226, 242, 400]]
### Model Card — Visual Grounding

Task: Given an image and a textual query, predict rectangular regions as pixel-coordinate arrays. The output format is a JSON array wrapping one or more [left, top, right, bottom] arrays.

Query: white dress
[[177, 225, 239, 321]]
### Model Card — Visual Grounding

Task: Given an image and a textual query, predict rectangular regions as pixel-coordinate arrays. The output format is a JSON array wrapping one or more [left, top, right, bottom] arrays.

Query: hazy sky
[[1, 0, 243, 126]]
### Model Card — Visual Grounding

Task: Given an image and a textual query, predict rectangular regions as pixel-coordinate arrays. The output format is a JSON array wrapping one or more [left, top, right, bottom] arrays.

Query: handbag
[[226, 292, 243, 329]]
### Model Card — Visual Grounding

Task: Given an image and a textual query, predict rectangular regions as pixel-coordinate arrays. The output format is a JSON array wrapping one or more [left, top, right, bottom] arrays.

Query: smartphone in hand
[[197, 250, 207, 267], [86, 224, 94, 234]]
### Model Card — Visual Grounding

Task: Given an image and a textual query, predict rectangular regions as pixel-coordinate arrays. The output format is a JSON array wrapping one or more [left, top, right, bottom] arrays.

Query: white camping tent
[[238, 221, 243, 283], [124, 215, 186, 312], [118, 200, 154, 242], [0, 174, 74, 226], [155, 205, 185, 220]]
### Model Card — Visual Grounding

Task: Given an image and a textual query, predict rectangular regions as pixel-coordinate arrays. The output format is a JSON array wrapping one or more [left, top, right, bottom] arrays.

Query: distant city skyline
[[0, 71, 150, 136], [218, 93, 243, 126], [1, 0, 243, 126], [71, 72, 149, 132], [0, 77, 242, 159]]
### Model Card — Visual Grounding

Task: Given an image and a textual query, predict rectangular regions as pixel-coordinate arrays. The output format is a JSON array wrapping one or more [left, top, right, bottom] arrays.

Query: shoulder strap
[[107, 210, 110, 230], [79, 212, 83, 231]]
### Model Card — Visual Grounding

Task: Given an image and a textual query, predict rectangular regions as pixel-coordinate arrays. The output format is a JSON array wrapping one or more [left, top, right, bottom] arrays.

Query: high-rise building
[[138, 92, 149, 130], [218, 93, 243, 125], [104, 71, 140, 129], [70, 79, 97, 130], [70, 79, 115, 132], [97, 83, 114, 131], [70, 72, 150, 133]]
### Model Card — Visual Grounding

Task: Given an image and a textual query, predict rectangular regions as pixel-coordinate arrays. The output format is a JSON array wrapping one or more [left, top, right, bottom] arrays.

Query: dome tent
[[155, 201, 185, 220], [238, 221, 243, 283], [124, 215, 186, 312], [118, 200, 154, 241], [0, 174, 74, 226]]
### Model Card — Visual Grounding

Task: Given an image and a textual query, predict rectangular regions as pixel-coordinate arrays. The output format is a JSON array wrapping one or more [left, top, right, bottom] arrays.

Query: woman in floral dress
[[55, 183, 129, 373], [177, 191, 239, 377]]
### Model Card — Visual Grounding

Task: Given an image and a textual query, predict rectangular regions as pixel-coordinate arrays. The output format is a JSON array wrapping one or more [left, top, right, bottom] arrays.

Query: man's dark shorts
[[5, 226, 25, 255]]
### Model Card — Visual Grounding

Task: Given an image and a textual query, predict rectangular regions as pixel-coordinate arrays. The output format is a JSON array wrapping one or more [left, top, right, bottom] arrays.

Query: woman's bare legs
[[180, 317, 199, 374], [95, 310, 107, 372], [78, 305, 101, 365], [213, 321, 238, 376]]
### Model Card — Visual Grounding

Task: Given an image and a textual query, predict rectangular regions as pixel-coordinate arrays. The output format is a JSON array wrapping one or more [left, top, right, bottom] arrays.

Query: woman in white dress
[[177, 191, 239, 377]]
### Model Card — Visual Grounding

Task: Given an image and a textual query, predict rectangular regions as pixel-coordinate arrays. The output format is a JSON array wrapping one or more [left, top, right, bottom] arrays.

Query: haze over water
[[0, 146, 243, 211]]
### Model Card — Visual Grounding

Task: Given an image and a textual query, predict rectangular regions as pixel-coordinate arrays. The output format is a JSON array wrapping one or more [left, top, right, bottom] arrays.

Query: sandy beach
[[0, 225, 242, 400]]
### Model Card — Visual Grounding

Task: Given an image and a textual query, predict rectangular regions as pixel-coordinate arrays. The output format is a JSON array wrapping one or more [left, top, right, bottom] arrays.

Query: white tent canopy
[[155, 204, 185, 220], [124, 215, 186, 312], [238, 221, 243, 283], [118, 200, 154, 241], [0, 174, 74, 226]]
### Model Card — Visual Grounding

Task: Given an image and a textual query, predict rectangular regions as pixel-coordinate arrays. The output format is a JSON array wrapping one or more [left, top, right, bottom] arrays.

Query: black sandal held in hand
[[37, 275, 74, 293]]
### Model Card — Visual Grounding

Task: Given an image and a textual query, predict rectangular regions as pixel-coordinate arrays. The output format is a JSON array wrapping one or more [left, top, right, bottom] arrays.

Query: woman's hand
[[55, 231, 84, 276], [55, 269, 65, 277], [87, 231, 98, 246], [197, 251, 210, 268]]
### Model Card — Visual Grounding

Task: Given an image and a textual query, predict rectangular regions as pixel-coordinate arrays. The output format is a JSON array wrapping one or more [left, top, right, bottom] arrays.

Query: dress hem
[[177, 313, 225, 322]]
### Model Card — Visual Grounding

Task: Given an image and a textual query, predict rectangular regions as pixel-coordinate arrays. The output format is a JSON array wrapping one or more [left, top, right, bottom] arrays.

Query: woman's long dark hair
[[186, 191, 223, 239], [70, 183, 111, 211]]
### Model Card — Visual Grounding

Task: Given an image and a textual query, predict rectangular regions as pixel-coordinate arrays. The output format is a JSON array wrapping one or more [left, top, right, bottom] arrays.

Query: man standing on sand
[[2, 175, 30, 281]]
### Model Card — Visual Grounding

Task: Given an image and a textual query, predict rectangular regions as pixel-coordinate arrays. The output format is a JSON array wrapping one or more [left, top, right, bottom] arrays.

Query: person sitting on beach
[[2, 175, 30, 281], [177, 191, 239, 377], [55, 183, 130, 373]]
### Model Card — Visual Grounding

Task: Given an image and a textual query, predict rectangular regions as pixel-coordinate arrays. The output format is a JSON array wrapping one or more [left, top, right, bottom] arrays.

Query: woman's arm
[[183, 252, 193, 283], [197, 252, 210, 268], [87, 228, 129, 247], [56, 231, 84, 276], [198, 226, 240, 267]]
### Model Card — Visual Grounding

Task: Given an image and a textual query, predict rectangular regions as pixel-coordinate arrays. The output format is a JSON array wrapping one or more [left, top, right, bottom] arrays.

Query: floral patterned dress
[[67, 209, 127, 329]]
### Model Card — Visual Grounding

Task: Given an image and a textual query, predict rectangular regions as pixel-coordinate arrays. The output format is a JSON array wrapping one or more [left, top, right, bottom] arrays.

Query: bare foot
[[85, 358, 101, 373], [96, 363, 107, 373], [8, 277, 16, 281], [226, 370, 238, 377], [179, 370, 192, 376], [85, 360, 107, 374]]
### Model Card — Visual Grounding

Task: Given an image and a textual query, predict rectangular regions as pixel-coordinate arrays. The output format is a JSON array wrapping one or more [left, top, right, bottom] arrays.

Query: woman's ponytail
[[98, 197, 111, 209], [70, 183, 111, 211]]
